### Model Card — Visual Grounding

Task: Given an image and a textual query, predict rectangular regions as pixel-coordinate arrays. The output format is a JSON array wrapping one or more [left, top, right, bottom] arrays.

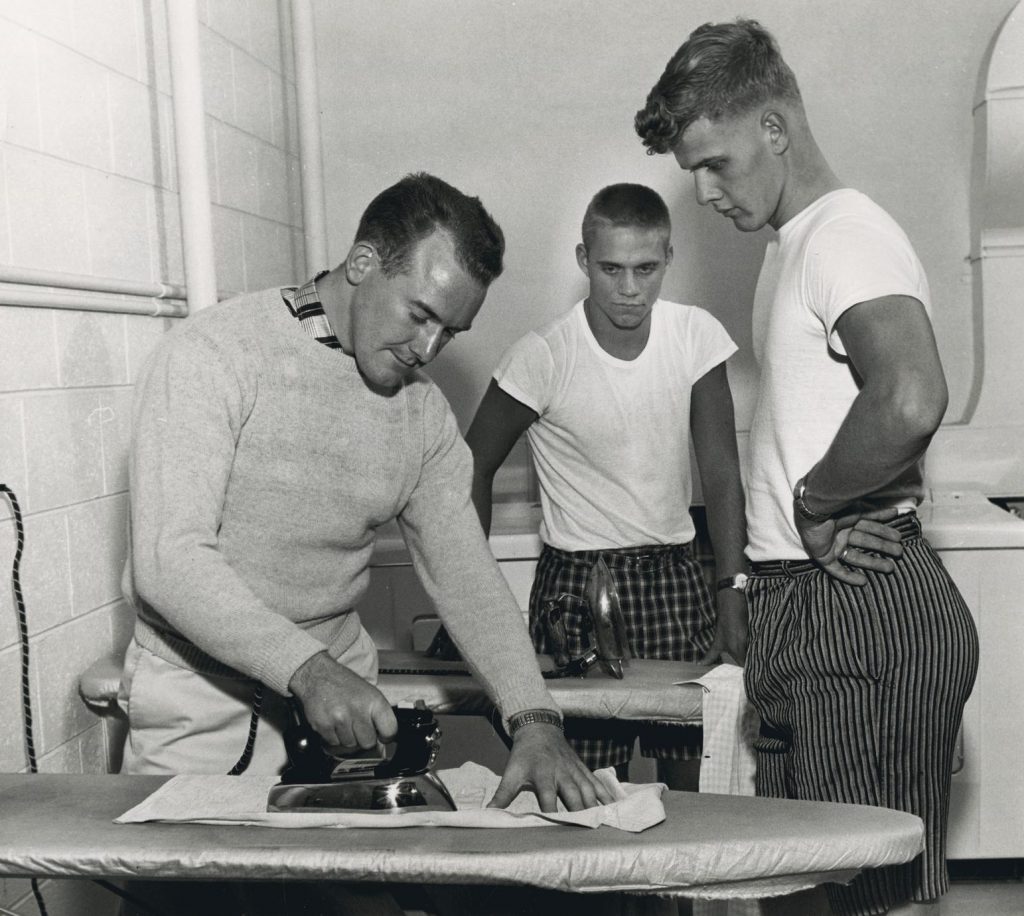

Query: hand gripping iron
[[266, 700, 457, 813]]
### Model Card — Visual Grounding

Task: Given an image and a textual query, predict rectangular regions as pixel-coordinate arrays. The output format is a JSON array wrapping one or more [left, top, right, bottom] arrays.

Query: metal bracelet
[[507, 708, 564, 736], [793, 478, 832, 523]]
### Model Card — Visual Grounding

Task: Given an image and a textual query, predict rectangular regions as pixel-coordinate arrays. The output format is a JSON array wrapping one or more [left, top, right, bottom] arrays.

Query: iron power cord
[[0, 484, 49, 916], [1, 485, 175, 916]]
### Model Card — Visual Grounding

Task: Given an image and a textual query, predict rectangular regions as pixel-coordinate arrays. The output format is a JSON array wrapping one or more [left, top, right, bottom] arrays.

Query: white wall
[[313, 0, 1019, 496], [0, 2, 303, 912]]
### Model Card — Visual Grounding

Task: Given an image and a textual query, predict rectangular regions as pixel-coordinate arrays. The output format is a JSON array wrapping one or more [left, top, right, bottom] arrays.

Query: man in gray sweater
[[120, 173, 611, 817]]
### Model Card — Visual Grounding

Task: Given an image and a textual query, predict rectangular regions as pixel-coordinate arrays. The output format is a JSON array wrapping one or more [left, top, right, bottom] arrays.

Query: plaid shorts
[[529, 542, 715, 769]]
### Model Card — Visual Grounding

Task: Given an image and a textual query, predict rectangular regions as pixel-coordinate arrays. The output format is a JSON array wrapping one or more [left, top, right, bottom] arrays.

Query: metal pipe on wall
[[0, 265, 187, 301], [0, 286, 186, 318], [166, 0, 218, 311], [291, 0, 330, 275]]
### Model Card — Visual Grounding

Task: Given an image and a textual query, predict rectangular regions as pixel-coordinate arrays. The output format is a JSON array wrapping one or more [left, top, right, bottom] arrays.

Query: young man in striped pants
[[636, 19, 979, 916]]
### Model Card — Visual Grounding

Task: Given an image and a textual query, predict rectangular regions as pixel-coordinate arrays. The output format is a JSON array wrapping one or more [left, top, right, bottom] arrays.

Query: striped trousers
[[745, 513, 978, 916]]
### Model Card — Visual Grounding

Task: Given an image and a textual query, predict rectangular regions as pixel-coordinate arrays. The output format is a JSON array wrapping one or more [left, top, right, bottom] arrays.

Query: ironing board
[[0, 774, 923, 899], [375, 650, 707, 723], [80, 651, 707, 725]]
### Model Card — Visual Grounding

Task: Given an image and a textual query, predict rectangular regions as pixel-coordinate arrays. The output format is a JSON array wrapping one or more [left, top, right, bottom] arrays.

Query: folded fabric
[[115, 761, 665, 833]]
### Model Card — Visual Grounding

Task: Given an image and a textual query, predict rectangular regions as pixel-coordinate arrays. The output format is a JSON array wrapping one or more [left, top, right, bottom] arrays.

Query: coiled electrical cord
[[1, 484, 48, 916], [1, 485, 173, 916]]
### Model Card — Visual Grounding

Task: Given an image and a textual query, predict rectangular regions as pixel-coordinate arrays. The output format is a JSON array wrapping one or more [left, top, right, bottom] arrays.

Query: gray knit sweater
[[123, 288, 554, 718]]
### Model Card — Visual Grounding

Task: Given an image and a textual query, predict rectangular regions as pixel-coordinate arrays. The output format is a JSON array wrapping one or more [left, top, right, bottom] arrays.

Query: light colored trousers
[[118, 626, 379, 776]]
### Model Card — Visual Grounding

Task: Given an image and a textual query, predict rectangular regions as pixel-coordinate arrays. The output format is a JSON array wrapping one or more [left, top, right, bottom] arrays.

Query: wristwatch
[[716, 573, 749, 593], [793, 477, 832, 523]]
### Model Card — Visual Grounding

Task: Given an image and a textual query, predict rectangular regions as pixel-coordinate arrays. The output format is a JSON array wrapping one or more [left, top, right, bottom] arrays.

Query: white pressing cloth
[[676, 664, 758, 796], [115, 761, 665, 833]]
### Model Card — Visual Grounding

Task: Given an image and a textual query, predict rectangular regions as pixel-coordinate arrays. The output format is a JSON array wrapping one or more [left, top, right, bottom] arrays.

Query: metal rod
[[0, 264, 187, 300], [291, 0, 329, 276], [0, 286, 186, 317], [166, 0, 218, 311]]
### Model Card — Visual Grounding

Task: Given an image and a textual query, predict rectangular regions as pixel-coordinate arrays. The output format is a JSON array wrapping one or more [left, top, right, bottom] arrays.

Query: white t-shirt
[[746, 189, 932, 561], [495, 299, 737, 552]]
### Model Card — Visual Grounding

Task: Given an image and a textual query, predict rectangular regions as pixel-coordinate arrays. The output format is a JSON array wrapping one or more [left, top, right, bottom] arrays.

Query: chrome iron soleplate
[[267, 771, 457, 814]]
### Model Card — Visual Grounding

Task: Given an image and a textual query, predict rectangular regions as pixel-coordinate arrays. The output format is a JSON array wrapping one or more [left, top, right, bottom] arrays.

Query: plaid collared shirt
[[282, 270, 342, 350]]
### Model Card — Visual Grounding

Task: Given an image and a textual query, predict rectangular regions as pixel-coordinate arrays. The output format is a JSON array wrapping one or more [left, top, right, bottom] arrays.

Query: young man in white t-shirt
[[465, 184, 748, 790], [636, 19, 978, 916]]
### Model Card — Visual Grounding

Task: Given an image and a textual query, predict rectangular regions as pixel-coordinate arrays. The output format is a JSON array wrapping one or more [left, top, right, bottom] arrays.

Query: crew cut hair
[[354, 172, 505, 286], [635, 18, 802, 155], [581, 183, 671, 251]]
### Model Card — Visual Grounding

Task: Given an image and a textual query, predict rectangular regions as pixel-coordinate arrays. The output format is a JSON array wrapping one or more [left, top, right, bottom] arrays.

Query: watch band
[[716, 572, 749, 593], [507, 708, 564, 736], [793, 478, 831, 523]]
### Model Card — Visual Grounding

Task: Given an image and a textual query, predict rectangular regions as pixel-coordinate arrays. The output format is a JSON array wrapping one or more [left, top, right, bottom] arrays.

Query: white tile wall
[[5, 147, 91, 274], [83, 171, 155, 282], [206, 0, 252, 53], [0, 520, 21, 649], [0, 148, 8, 262], [55, 310, 129, 389], [34, 607, 118, 753], [21, 389, 105, 512], [99, 387, 134, 494], [0, 645, 29, 770], [248, 0, 284, 72], [257, 141, 289, 219], [0, 0, 76, 48], [36, 38, 113, 171], [233, 50, 274, 142], [21, 510, 74, 635], [213, 120, 261, 213], [0, 12, 301, 912], [242, 212, 296, 288], [107, 72, 160, 185], [0, 21, 41, 149], [212, 204, 246, 291], [71, 0, 143, 83], [199, 26, 236, 123], [125, 311, 174, 382], [67, 495, 128, 615], [0, 308, 59, 391], [0, 399, 27, 521]]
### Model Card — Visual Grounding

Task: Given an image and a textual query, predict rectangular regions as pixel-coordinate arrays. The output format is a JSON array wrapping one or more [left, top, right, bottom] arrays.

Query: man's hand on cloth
[[488, 722, 617, 813]]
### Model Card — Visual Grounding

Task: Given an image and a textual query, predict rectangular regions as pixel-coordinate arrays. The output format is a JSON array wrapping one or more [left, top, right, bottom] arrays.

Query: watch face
[[734, 573, 749, 592]]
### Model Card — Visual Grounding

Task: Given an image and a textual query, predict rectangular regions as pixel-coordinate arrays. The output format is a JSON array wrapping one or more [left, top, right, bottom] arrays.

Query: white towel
[[115, 760, 665, 833], [675, 663, 758, 796], [677, 664, 761, 916]]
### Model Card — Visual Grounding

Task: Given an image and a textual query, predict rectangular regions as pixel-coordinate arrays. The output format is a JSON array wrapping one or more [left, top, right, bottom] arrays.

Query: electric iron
[[267, 700, 457, 813], [539, 554, 631, 679]]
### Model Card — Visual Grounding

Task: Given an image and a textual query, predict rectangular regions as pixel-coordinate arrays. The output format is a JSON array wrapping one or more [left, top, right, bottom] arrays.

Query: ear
[[575, 242, 589, 276], [664, 243, 674, 268], [762, 110, 790, 155], [344, 242, 378, 286]]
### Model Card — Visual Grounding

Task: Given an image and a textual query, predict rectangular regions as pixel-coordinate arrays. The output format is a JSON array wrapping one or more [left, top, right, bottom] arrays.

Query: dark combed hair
[[635, 18, 802, 155], [581, 184, 671, 250], [354, 172, 505, 286]]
